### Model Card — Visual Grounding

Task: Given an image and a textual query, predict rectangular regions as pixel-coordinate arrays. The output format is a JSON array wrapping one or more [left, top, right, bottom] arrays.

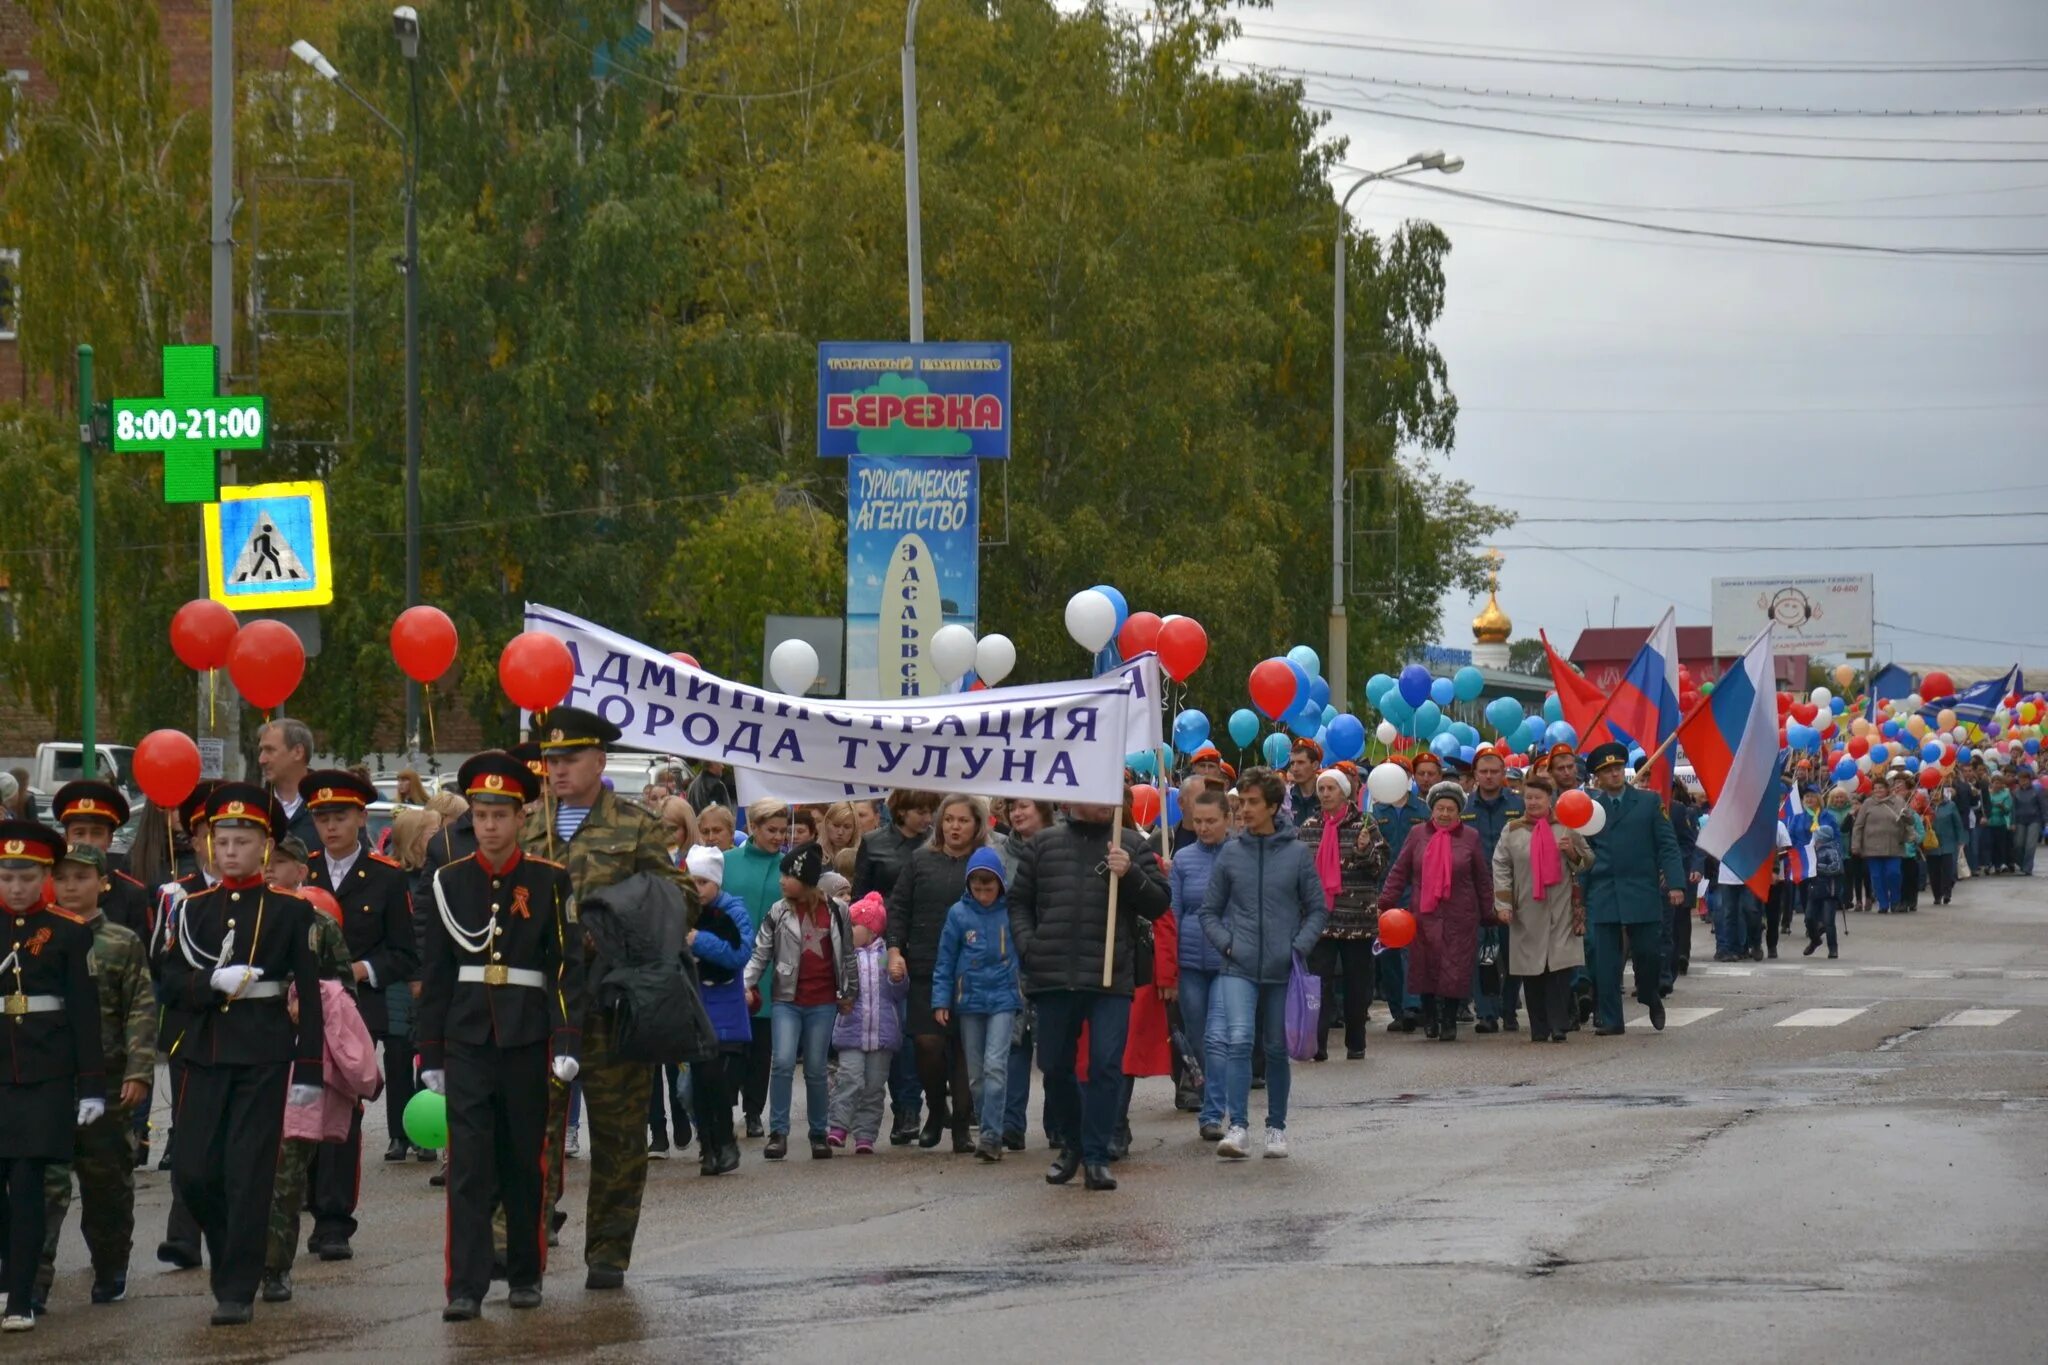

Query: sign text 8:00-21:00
[[115, 404, 264, 443]]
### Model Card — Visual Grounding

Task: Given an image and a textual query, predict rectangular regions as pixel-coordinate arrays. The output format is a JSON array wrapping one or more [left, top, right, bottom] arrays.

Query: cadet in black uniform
[[0, 821, 104, 1332], [299, 770, 417, 1255], [418, 752, 585, 1321], [52, 782, 152, 940], [159, 785, 325, 1327], [150, 782, 218, 1265]]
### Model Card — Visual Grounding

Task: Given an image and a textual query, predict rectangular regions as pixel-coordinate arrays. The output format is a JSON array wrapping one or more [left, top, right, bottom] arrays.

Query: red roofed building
[[1570, 626, 1806, 694]]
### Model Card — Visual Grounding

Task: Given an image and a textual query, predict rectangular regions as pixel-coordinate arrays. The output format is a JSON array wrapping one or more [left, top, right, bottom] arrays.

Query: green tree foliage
[[1, 0, 1505, 754]]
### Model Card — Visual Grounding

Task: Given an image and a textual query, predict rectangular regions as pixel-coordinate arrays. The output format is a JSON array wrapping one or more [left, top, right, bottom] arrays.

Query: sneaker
[[854, 1139, 875, 1155], [827, 1127, 847, 1148], [1199, 1120, 1225, 1142], [1263, 1128, 1290, 1159], [2, 1313, 33, 1332], [91, 1276, 127, 1304], [648, 1131, 670, 1157], [565, 1126, 581, 1158], [1216, 1125, 1250, 1159]]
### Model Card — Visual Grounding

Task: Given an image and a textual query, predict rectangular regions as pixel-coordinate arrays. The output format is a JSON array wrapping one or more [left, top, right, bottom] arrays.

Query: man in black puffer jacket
[[1009, 803, 1170, 1192]]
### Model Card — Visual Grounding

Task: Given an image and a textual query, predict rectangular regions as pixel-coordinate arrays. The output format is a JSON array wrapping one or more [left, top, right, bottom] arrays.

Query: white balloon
[[1064, 590, 1118, 653], [1906, 693, 1924, 709], [1810, 686, 1833, 706], [1366, 761, 1411, 806], [975, 633, 1017, 687], [1579, 799, 1608, 837], [1375, 720, 1399, 745], [769, 638, 820, 696], [930, 623, 978, 684]]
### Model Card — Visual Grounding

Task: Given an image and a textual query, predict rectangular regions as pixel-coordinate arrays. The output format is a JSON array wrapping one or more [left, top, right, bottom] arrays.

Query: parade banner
[[844, 455, 979, 699], [816, 342, 1012, 460], [524, 604, 1158, 803]]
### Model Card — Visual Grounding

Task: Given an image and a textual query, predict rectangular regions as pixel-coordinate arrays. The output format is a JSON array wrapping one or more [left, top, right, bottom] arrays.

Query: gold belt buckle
[[482, 964, 510, 986], [3, 993, 28, 1017]]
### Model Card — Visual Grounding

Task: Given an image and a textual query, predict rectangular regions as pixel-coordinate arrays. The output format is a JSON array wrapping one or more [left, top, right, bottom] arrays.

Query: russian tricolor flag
[[1680, 627, 1783, 902], [1604, 607, 1682, 806], [1781, 785, 1811, 884]]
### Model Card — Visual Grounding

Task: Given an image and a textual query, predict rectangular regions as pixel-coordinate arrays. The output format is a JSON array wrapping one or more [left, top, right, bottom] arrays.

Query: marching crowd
[[0, 710, 2038, 1332]]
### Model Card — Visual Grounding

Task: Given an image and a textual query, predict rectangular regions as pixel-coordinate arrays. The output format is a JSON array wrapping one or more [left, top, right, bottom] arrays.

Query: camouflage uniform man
[[36, 844, 154, 1308], [260, 840, 358, 1304], [519, 707, 691, 1290]]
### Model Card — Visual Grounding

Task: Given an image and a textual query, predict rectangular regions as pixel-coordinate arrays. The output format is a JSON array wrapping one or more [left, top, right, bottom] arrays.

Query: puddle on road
[[1298, 1085, 1809, 1113]]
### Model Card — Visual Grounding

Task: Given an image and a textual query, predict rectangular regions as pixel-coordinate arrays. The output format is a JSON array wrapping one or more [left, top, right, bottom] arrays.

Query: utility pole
[[207, 0, 242, 778], [902, 0, 925, 343], [77, 346, 95, 781]]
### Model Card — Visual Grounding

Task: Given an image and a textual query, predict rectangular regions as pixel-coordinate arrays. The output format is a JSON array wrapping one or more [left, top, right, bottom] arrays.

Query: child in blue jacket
[[686, 846, 757, 1176], [930, 848, 1024, 1162]]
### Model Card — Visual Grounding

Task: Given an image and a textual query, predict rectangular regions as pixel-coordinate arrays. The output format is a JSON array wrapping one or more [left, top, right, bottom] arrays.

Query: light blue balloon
[[1321, 704, 1339, 726], [1379, 689, 1415, 726], [1629, 746, 1646, 767], [1173, 708, 1211, 755], [1519, 717, 1548, 751], [1091, 585, 1129, 632], [1430, 732, 1460, 758], [1398, 664, 1432, 707], [1484, 696, 1524, 735], [1543, 692, 1564, 725], [1125, 750, 1155, 776], [1262, 733, 1291, 768], [1453, 665, 1485, 703], [1228, 708, 1260, 748], [1326, 713, 1366, 763], [1429, 676, 1456, 707], [1458, 745, 1476, 764], [1451, 722, 1480, 746], [1365, 673, 1396, 707], [1545, 720, 1578, 749], [1413, 700, 1442, 737], [1309, 677, 1332, 712], [1286, 703, 1321, 739], [1288, 645, 1322, 680]]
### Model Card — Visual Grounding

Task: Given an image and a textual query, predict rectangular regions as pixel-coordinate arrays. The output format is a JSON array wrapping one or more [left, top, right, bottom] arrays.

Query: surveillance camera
[[392, 5, 420, 58]]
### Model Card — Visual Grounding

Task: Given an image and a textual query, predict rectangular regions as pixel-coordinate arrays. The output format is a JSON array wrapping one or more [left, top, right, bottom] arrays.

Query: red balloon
[[1940, 747, 1957, 766], [226, 620, 306, 711], [132, 729, 202, 809], [1118, 611, 1163, 659], [169, 599, 239, 672], [1856, 773, 1873, 795], [1791, 702, 1818, 725], [668, 651, 700, 669], [1156, 616, 1209, 682], [297, 885, 344, 923], [1129, 782, 1162, 828], [1776, 692, 1793, 714], [499, 631, 575, 712], [1249, 657, 1297, 721], [1377, 906, 1416, 950], [390, 605, 459, 684], [1920, 671, 1955, 701], [1847, 735, 1870, 758], [1919, 767, 1942, 789], [1555, 789, 1595, 829]]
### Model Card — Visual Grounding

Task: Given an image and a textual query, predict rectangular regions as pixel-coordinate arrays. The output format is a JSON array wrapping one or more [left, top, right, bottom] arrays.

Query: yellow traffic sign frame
[[202, 480, 334, 611]]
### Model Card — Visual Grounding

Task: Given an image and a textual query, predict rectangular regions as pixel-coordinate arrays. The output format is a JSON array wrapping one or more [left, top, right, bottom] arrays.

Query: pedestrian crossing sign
[[202, 481, 334, 611]]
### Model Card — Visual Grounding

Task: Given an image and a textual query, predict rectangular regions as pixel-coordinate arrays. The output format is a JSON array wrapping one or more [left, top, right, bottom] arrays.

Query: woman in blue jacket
[[1197, 769, 1326, 1163], [930, 848, 1024, 1162], [685, 846, 757, 1177]]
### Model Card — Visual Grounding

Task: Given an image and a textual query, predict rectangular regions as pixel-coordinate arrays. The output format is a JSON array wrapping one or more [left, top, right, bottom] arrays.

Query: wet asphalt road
[[26, 872, 2048, 1363]]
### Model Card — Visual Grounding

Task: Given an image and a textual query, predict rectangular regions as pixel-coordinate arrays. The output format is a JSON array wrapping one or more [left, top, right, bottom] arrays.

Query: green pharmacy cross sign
[[108, 344, 266, 503]]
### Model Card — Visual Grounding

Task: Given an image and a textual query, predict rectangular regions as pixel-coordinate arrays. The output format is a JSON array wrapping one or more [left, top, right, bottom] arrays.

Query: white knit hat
[[1318, 768, 1352, 799], [684, 844, 724, 886]]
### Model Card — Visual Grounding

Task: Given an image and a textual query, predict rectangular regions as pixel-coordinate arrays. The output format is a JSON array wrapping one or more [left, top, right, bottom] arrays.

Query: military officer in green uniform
[[520, 707, 690, 1291], [36, 843, 154, 1309], [1579, 742, 1685, 1036]]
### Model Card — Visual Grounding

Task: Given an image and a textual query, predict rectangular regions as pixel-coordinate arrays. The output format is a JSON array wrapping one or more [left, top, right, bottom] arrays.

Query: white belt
[[230, 982, 285, 1001], [458, 965, 545, 990], [1, 994, 62, 1017]]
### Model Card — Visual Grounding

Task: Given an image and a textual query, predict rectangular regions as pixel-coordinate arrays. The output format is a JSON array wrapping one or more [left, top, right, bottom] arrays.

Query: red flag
[[1540, 630, 1618, 751]]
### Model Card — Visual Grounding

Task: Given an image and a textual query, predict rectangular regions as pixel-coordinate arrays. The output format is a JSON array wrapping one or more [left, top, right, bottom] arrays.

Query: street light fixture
[[1327, 150, 1466, 711], [291, 16, 427, 757]]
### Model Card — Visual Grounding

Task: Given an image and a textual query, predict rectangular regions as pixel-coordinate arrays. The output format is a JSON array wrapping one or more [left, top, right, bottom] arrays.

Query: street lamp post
[[1329, 150, 1464, 712], [293, 9, 425, 753], [902, 0, 926, 343]]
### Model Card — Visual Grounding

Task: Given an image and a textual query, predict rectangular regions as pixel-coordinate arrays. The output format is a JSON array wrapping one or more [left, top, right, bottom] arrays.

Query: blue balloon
[[1484, 696, 1524, 736], [1165, 788, 1182, 829], [1459, 744, 1477, 764], [1125, 750, 1155, 776], [1430, 732, 1460, 758], [1262, 733, 1292, 768], [1451, 722, 1480, 746], [1365, 673, 1396, 707], [1881, 720, 1902, 740], [1173, 708, 1211, 755], [1286, 705, 1320, 739], [1832, 757, 1856, 781], [1398, 663, 1432, 707], [1429, 676, 1456, 707], [1787, 723, 1816, 752], [1325, 713, 1366, 763], [1958, 745, 1975, 765], [1905, 756, 1921, 773], [1453, 665, 1485, 703], [1869, 742, 1889, 764], [1545, 720, 1579, 749], [1379, 688, 1415, 726], [1543, 692, 1564, 725], [1288, 645, 1322, 680], [1413, 699, 1442, 738], [1519, 716, 1548, 751], [1830, 696, 1847, 714], [1090, 585, 1129, 632], [1920, 741, 1942, 764], [1309, 677, 1332, 712], [1227, 708, 1261, 748], [1286, 660, 1314, 716], [1629, 746, 1646, 767]]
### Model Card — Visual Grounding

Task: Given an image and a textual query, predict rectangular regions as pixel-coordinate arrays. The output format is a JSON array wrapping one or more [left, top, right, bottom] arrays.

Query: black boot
[[889, 1110, 919, 1146], [1045, 1147, 1082, 1185], [1437, 999, 1459, 1042]]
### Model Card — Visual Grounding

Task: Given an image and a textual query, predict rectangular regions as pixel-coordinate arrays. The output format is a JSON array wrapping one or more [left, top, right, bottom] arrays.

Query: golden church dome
[[1472, 548, 1511, 645]]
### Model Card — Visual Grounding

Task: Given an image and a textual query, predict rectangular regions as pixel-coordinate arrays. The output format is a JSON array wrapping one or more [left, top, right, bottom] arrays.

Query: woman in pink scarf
[[1375, 782, 1491, 1041], [1489, 773, 1593, 1044], [1298, 768, 1388, 1061]]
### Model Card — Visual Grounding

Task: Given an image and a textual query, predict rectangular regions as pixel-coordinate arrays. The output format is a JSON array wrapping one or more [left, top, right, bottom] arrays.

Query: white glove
[[75, 1098, 105, 1127], [420, 1070, 447, 1096], [551, 1056, 579, 1084], [288, 1084, 322, 1108], [210, 964, 262, 996]]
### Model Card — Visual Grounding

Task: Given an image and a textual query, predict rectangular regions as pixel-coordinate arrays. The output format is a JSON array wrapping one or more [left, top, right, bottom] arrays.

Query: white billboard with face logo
[[1710, 575, 1873, 656]]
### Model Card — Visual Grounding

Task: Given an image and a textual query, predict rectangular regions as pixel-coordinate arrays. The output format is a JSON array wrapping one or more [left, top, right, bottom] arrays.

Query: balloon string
[[208, 670, 216, 731], [425, 683, 437, 754]]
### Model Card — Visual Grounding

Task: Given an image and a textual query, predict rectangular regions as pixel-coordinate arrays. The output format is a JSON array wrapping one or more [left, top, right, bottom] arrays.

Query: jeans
[[1712, 885, 1750, 957], [2018, 821, 2041, 876], [1176, 967, 1224, 1125], [1962, 826, 1982, 875], [769, 1002, 838, 1139], [1032, 991, 1128, 1165], [827, 1047, 894, 1144], [1213, 975, 1291, 1131], [956, 1012, 1016, 1142], [1802, 886, 1838, 954], [1867, 855, 1902, 911]]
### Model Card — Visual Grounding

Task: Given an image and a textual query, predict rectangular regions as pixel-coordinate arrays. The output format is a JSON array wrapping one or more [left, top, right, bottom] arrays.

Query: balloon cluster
[[1065, 585, 1209, 682], [1358, 661, 1563, 771], [1796, 674, 2048, 798]]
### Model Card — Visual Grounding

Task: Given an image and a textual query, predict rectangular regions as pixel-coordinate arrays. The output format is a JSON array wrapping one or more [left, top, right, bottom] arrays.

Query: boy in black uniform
[[0, 821, 104, 1332], [150, 782, 217, 1261], [51, 782, 152, 939], [299, 770, 417, 1256], [159, 785, 325, 1326], [418, 752, 585, 1321]]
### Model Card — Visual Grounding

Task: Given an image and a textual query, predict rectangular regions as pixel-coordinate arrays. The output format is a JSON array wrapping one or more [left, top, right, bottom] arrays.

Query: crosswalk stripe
[[1625, 1006, 1721, 1029], [1933, 1009, 2019, 1027], [1777, 1007, 1869, 1028]]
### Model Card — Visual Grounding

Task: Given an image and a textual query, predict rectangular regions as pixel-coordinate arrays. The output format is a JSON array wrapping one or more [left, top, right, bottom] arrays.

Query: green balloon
[[404, 1088, 449, 1150]]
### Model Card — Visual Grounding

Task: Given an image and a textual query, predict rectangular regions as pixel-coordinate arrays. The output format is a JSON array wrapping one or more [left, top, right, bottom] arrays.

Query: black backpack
[[579, 873, 720, 1065]]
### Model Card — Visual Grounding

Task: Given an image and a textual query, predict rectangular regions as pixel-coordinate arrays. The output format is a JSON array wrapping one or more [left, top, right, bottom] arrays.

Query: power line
[[1479, 482, 2048, 507], [1874, 619, 2048, 651], [1456, 401, 2048, 413], [1498, 541, 2048, 553], [1516, 510, 2048, 525], [1375, 182, 2048, 222]]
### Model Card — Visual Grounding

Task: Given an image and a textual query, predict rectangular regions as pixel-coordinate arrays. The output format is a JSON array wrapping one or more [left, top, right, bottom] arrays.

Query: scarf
[[1420, 822, 1458, 915], [1527, 817, 1564, 902], [1315, 811, 1346, 911]]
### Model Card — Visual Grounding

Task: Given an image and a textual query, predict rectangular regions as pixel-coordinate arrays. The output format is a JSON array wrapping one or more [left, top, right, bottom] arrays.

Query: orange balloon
[[1129, 782, 1161, 828], [1377, 906, 1416, 950]]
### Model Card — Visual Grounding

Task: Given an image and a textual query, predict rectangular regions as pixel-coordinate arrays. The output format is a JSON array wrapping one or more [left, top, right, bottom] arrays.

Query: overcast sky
[[1209, 0, 2048, 671]]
